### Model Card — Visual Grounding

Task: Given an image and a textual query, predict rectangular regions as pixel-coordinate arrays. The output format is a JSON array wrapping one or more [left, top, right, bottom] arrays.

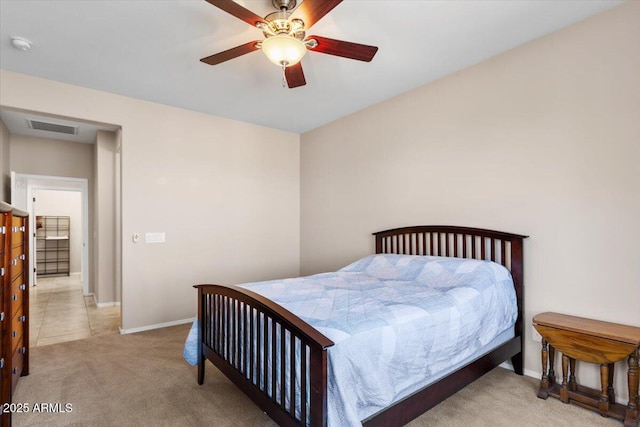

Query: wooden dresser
[[1, 202, 30, 426], [534, 312, 639, 427]]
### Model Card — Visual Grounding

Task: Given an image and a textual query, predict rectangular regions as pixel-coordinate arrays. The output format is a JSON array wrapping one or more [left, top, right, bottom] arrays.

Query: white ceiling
[[0, 0, 625, 135]]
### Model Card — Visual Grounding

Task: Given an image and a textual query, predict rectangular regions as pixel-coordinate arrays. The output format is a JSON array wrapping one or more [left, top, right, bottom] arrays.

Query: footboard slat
[[280, 321, 286, 408], [290, 332, 296, 418], [263, 315, 267, 394], [301, 343, 308, 425], [196, 284, 334, 427], [251, 307, 256, 380], [271, 318, 277, 403]]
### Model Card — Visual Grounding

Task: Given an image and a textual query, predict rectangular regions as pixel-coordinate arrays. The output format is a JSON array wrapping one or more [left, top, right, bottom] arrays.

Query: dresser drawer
[[9, 288, 24, 318], [11, 304, 25, 344], [10, 249, 24, 280], [11, 275, 26, 295], [10, 346, 25, 393], [11, 241, 24, 257], [10, 218, 25, 245]]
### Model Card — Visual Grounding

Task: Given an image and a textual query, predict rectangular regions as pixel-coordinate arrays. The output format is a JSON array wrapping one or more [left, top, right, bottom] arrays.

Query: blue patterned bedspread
[[185, 254, 517, 426]]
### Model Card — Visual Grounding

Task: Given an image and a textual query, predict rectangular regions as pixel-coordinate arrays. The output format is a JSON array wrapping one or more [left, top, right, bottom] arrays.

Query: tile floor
[[29, 275, 121, 347]]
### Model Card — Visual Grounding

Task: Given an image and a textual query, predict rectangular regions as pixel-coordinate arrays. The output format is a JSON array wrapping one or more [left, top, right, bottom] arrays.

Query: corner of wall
[[0, 119, 10, 202]]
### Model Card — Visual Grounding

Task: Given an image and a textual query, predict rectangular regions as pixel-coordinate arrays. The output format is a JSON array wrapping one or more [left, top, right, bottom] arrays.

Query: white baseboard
[[95, 301, 121, 308], [499, 361, 540, 379], [119, 317, 195, 335], [93, 294, 121, 307]]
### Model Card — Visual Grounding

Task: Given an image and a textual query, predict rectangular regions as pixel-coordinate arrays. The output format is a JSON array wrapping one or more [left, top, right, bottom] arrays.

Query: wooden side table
[[533, 312, 640, 427]]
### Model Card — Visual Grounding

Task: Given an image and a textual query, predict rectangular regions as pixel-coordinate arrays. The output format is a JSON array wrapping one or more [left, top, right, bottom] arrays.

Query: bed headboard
[[373, 226, 528, 337]]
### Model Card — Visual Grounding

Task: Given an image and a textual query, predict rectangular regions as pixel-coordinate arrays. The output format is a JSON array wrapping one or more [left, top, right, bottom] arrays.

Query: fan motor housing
[[262, 11, 305, 40], [272, 0, 297, 11]]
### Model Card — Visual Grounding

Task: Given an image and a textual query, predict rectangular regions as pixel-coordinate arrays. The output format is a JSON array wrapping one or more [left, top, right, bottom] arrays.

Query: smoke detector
[[10, 37, 33, 51]]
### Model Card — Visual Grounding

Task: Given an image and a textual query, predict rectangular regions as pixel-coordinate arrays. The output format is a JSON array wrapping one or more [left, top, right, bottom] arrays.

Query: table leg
[[600, 363, 610, 416], [569, 358, 577, 392], [625, 349, 639, 427], [549, 344, 556, 385], [561, 354, 569, 403], [538, 339, 550, 399], [607, 363, 615, 404]]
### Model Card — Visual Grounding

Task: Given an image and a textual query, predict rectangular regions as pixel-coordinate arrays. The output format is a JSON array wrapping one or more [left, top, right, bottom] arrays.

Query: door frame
[[11, 172, 90, 295]]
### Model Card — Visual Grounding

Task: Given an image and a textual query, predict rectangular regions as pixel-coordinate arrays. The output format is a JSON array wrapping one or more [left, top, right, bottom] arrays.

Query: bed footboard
[[195, 284, 334, 427]]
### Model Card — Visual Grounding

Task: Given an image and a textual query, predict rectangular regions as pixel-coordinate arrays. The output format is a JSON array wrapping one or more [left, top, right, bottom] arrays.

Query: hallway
[[29, 275, 120, 347]]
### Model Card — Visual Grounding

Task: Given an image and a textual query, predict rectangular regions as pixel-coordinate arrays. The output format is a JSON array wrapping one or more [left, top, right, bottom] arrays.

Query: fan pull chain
[[281, 63, 287, 88]]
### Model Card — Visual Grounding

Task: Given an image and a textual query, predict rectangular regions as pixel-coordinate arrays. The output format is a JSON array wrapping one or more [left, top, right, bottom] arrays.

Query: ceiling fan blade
[[292, 0, 342, 29], [285, 63, 306, 88], [204, 0, 266, 27], [200, 41, 260, 66], [307, 36, 378, 62]]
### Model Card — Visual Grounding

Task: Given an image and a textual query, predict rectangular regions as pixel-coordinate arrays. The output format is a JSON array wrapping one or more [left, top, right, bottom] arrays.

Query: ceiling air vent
[[26, 119, 78, 135]]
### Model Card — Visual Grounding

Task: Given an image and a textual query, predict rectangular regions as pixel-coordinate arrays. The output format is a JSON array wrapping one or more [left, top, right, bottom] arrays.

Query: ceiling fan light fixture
[[261, 34, 307, 67]]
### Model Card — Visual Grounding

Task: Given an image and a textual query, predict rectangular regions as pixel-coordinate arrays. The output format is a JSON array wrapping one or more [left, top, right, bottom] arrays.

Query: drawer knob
[[19, 254, 26, 260], [19, 284, 26, 291], [0, 358, 3, 369], [19, 315, 26, 322], [12, 367, 17, 375], [19, 347, 26, 354], [11, 259, 17, 265], [0, 312, 4, 322], [12, 294, 18, 301], [12, 331, 17, 337]]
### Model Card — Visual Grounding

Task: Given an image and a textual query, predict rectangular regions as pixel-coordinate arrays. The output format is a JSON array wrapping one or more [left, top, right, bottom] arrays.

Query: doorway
[[11, 174, 121, 346], [11, 173, 90, 294], [2, 108, 122, 344]]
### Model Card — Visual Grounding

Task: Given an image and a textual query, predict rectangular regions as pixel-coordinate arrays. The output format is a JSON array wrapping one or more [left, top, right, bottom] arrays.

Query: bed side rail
[[195, 284, 334, 427]]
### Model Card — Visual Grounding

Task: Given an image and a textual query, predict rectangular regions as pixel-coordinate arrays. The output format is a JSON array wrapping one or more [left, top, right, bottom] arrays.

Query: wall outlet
[[532, 325, 542, 342]]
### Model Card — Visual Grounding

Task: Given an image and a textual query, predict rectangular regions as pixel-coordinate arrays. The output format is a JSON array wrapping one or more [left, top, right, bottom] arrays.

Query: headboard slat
[[490, 238, 496, 262]]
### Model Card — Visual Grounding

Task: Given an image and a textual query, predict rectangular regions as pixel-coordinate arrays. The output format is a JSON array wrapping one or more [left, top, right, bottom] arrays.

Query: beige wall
[[93, 130, 117, 304], [0, 119, 9, 202], [0, 71, 301, 332], [301, 2, 639, 398], [9, 134, 93, 180]]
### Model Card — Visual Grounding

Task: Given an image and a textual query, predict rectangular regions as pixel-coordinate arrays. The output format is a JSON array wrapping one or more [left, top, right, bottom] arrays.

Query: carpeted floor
[[12, 324, 620, 426]]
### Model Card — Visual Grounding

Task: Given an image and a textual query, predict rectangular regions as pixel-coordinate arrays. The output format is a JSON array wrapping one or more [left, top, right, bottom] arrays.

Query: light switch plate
[[145, 232, 165, 243]]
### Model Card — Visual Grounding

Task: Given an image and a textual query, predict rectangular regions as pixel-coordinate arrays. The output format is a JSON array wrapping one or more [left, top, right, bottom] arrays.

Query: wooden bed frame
[[195, 226, 527, 426]]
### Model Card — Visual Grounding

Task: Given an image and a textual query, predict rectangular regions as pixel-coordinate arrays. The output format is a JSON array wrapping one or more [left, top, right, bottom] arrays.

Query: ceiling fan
[[200, 0, 379, 88]]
